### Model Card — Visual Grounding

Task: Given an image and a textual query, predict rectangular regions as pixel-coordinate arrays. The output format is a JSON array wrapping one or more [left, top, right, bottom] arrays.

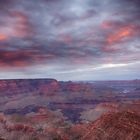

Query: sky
[[0, 0, 140, 80]]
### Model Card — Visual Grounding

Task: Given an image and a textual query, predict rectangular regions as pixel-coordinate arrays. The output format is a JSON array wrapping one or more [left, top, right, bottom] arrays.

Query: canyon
[[0, 79, 139, 140]]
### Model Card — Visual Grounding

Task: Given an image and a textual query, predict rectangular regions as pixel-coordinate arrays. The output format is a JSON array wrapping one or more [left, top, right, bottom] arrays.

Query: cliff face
[[0, 79, 93, 96], [0, 79, 59, 95], [80, 111, 140, 140], [0, 79, 139, 96]]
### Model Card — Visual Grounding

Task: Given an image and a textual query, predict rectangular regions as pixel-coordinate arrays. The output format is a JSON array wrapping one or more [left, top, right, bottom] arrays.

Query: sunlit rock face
[[80, 111, 140, 140]]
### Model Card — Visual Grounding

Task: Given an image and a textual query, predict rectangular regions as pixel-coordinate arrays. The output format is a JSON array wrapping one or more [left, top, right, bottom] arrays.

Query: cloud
[[0, 34, 7, 41], [0, 0, 139, 80], [54, 62, 139, 74], [107, 26, 134, 44]]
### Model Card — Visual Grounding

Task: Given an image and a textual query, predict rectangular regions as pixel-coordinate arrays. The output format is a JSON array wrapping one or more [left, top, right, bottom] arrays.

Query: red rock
[[81, 111, 140, 140]]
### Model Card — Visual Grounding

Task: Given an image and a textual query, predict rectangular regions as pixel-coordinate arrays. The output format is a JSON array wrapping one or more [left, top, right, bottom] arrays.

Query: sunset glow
[[0, 34, 7, 41], [0, 0, 139, 80]]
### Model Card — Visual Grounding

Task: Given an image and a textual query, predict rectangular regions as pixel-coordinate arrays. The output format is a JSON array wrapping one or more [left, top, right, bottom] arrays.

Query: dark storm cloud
[[0, 0, 139, 80]]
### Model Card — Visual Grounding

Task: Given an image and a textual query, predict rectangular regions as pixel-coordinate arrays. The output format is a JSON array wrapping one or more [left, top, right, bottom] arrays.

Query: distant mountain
[[0, 79, 139, 96]]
